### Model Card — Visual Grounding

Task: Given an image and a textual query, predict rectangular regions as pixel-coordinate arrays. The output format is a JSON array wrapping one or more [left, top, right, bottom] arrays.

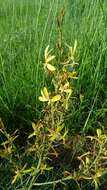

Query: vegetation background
[[0, 0, 106, 130]]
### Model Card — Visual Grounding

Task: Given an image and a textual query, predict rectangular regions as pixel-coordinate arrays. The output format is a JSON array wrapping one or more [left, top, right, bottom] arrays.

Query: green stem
[[33, 175, 73, 186]]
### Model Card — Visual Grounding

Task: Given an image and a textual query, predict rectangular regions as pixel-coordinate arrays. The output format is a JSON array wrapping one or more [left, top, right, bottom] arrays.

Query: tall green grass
[[0, 0, 106, 131]]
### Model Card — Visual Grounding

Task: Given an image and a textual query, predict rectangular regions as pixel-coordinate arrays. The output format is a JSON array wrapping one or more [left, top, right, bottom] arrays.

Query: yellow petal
[[32, 122, 37, 130], [38, 96, 48, 102], [68, 71, 78, 79], [64, 89, 72, 94], [51, 95, 61, 102], [40, 87, 49, 101], [97, 129, 102, 137], [43, 87, 49, 99], [41, 89, 45, 97], [46, 63, 56, 71], [45, 45, 49, 60], [64, 82, 70, 88], [85, 157, 90, 165], [47, 55, 55, 63], [56, 124, 64, 132]]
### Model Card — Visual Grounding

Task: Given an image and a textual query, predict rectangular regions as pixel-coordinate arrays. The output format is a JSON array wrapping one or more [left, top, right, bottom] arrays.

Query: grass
[[0, 0, 107, 189], [0, 0, 107, 128]]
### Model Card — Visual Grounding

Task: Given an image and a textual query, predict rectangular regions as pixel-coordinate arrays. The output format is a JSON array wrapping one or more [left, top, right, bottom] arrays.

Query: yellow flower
[[62, 40, 78, 66], [44, 45, 56, 72], [66, 40, 77, 61], [48, 124, 68, 143], [59, 82, 72, 95], [39, 87, 61, 104], [39, 87, 49, 102], [68, 71, 78, 79]]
